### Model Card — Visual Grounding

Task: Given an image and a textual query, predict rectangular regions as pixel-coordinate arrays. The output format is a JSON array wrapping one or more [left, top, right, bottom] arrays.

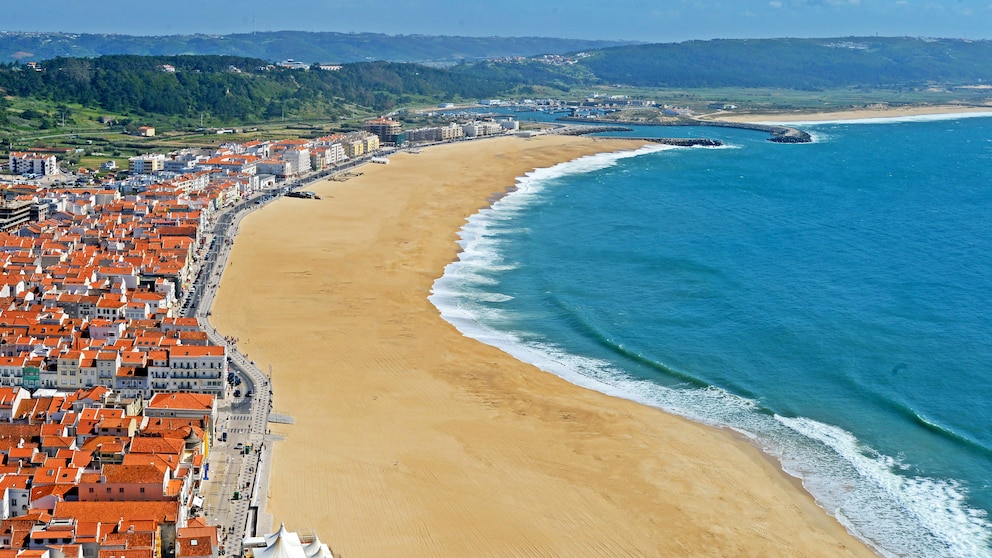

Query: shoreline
[[210, 134, 878, 556], [707, 103, 992, 123]]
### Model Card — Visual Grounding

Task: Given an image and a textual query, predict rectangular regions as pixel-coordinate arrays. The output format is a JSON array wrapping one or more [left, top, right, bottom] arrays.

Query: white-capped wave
[[429, 143, 992, 557], [777, 416, 991, 557]]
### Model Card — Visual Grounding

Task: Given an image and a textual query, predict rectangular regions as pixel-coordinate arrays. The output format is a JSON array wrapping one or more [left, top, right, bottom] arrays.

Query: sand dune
[[211, 135, 876, 557]]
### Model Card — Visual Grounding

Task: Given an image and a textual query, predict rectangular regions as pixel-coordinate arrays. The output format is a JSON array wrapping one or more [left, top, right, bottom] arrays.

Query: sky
[[2, 0, 992, 42]]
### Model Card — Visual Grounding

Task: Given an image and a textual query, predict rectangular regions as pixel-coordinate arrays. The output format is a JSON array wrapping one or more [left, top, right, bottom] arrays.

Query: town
[[0, 113, 529, 558]]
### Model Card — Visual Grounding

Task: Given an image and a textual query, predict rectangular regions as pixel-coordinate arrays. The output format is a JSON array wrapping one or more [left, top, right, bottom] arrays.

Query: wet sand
[[211, 135, 877, 557]]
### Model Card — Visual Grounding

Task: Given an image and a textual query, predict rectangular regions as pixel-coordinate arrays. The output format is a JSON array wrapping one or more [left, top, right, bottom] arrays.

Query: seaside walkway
[[189, 153, 383, 555]]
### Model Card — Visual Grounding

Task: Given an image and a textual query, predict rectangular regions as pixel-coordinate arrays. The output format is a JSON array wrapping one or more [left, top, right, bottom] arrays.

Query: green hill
[[0, 55, 514, 130], [574, 37, 992, 88], [0, 31, 636, 65]]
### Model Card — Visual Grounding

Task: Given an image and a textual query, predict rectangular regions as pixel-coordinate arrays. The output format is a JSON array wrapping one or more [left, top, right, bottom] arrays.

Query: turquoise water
[[430, 114, 992, 557]]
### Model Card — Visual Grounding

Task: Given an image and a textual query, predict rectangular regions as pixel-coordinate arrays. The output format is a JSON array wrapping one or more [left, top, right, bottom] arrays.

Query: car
[[245, 390, 253, 398], [235, 442, 243, 450]]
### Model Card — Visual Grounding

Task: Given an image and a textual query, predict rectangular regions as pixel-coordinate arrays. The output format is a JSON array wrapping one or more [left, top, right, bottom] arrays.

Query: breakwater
[[550, 124, 723, 147], [550, 125, 634, 135], [556, 117, 811, 144], [629, 137, 723, 147]]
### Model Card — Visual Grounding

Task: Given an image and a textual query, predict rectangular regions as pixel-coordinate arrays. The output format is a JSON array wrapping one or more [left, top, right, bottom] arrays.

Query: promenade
[[187, 162, 361, 555]]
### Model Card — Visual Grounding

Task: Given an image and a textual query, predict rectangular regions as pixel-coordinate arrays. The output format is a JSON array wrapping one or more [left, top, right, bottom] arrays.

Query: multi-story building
[[0, 199, 36, 232], [279, 148, 311, 175], [406, 123, 465, 143], [310, 144, 346, 169], [129, 154, 166, 174], [365, 117, 402, 143], [8, 152, 57, 176], [462, 121, 505, 137], [256, 159, 292, 179]]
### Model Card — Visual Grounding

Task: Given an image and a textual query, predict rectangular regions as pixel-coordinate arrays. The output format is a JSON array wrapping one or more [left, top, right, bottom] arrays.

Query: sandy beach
[[709, 103, 992, 123], [211, 134, 877, 557]]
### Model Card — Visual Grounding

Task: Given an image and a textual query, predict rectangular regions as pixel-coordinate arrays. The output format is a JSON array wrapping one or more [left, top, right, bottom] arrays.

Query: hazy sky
[[3, 0, 991, 42]]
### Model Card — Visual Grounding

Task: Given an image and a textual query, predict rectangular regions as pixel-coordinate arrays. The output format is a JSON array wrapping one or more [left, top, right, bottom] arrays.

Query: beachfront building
[[406, 123, 465, 143], [8, 152, 58, 176], [256, 159, 293, 179], [243, 524, 334, 558], [462, 121, 505, 138], [151, 346, 226, 393], [310, 144, 346, 170], [364, 117, 402, 144], [279, 147, 311, 175]]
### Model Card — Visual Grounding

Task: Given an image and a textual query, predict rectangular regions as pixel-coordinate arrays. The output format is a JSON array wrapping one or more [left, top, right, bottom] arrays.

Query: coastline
[[210, 134, 877, 556], [707, 103, 992, 123]]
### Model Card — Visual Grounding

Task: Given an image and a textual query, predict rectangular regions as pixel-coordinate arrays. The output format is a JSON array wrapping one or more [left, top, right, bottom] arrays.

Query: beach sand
[[709, 103, 992, 123], [211, 135, 877, 557]]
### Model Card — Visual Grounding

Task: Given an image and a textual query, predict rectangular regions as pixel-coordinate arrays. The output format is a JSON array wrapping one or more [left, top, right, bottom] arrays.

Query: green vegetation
[[3, 36, 992, 160], [0, 55, 515, 135], [576, 37, 992, 89], [0, 31, 636, 65]]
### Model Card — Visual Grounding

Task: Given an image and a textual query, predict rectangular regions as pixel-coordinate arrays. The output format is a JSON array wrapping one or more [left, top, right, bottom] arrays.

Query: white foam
[[428, 144, 992, 557], [754, 111, 992, 127], [777, 416, 991, 557]]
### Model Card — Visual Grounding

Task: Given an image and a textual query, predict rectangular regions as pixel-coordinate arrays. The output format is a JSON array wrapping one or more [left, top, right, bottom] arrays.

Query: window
[[140, 487, 145, 493], [89, 487, 94, 493], [119, 487, 124, 493]]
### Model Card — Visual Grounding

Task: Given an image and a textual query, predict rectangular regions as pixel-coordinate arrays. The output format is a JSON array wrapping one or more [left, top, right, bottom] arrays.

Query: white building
[[311, 144, 346, 169], [280, 147, 312, 175], [462, 121, 505, 138], [9, 152, 57, 176], [129, 153, 166, 174], [256, 160, 292, 179]]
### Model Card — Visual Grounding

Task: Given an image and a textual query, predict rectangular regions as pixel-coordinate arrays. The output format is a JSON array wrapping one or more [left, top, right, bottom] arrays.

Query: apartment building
[[129, 154, 166, 174], [8, 152, 58, 176]]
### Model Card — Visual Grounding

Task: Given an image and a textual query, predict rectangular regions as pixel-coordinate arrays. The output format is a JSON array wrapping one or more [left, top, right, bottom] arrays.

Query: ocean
[[429, 114, 992, 557]]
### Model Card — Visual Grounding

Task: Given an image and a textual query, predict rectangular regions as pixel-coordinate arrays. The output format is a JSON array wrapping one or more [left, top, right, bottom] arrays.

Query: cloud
[[769, 1, 783, 7]]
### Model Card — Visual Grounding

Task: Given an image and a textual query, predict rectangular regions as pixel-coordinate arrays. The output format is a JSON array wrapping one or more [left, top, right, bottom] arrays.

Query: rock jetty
[[550, 125, 723, 147], [556, 117, 812, 144]]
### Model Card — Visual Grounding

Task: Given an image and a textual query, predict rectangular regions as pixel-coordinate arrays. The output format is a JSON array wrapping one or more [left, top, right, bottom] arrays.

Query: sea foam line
[[753, 110, 992, 127], [429, 145, 992, 557]]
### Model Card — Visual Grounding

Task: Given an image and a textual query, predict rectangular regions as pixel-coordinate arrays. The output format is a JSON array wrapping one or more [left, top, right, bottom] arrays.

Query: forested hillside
[[0, 31, 635, 65], [0, 55, 513, 125], [576, 37, 992, 88]]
